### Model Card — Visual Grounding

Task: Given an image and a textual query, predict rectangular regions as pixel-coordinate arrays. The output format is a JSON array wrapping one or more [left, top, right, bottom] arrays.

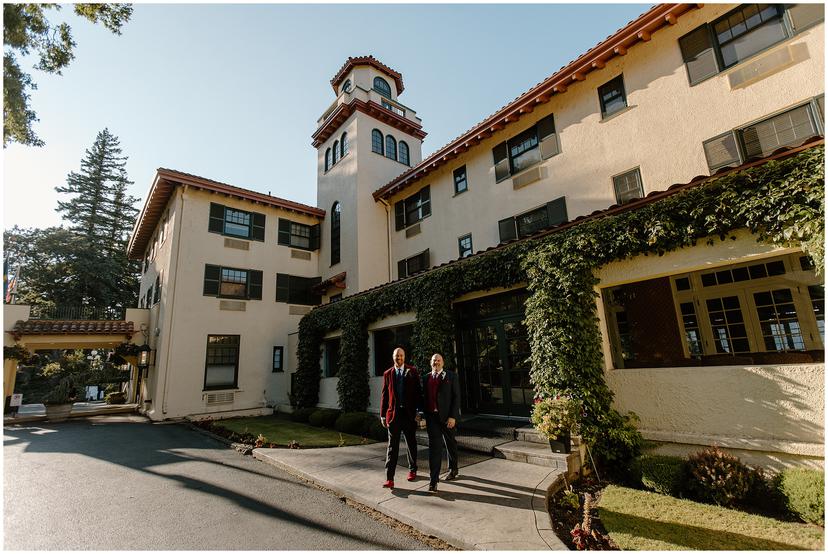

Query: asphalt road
[[3, 416, 430, 550]]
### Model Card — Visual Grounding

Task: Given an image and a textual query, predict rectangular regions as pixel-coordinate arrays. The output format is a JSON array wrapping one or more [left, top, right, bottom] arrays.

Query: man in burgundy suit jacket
[[379, 347, 423, 488]]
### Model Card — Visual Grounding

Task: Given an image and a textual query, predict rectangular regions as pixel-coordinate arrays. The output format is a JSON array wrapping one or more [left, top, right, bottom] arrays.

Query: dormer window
[[341, 79, 352, 94], [373, 77, 392, 99]]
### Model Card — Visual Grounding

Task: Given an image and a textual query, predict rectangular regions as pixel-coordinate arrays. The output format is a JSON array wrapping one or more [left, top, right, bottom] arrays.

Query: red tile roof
[[315, 138, 824, 308], [330, 55, 404, 95], [372, 3, 698, 201], [11, 320, 135, 339], [127, 168, 326, 260]]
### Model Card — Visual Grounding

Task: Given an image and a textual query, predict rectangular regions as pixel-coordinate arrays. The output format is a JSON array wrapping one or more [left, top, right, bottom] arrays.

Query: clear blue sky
[[3, 2, 649, 231]]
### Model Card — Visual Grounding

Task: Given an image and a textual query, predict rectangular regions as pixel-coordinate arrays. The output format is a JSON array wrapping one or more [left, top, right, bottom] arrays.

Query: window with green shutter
[[208, 202, 265, 241]]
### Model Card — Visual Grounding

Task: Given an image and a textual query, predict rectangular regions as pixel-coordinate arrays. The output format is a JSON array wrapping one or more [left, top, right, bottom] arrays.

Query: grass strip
[[215, 415, 373, 447], [600, 484, 824, 551]]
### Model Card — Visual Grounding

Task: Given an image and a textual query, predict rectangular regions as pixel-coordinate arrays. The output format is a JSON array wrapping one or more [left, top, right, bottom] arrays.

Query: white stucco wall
[[386, 4, 824, 273], [596, 233, 824, 459]]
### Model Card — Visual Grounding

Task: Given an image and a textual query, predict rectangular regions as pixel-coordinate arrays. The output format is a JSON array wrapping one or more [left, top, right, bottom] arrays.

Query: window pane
[[808, 285, 824, 341], [516, 207, 549, 238], [613, 169, 643, 204], [205, 365, 236, 387], [508, 127, 540, 173], [719, 17, 787, 67], [753, 288, 805, 351], [599, 76, 627, 117], [707, 295, 750, 353], [742, 105, 817, 159], [224, 209, 250, 237]]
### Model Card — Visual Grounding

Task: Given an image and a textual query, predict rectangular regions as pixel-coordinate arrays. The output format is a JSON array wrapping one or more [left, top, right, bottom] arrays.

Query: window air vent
[[205, 391, 234, 405], [289, 305, 312, 316], [219, 300, 246, 311], [291, 250, 312, 260], [512, 166, 543, 190], [224, 238, 250, 250], [728, 45, 801, 89], [405, 223, 421, 238]]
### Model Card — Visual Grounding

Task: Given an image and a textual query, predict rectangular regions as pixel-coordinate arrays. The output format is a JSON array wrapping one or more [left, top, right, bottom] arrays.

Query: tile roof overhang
[[11, 320, 135, 340], [330, 55, 404, 95], [312, 271, 347, 294], [316, 138, 823, 310], [127, 168, 326, 260], [372, 3, 698, 201], [312, 98, 427, 148]]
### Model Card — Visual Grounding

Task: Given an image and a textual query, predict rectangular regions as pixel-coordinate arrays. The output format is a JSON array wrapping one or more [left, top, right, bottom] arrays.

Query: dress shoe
[[428, 482, 438, 493], [442, 469, 459, 481], [407, 471, 417, 482], [382, 480, 394, 489]]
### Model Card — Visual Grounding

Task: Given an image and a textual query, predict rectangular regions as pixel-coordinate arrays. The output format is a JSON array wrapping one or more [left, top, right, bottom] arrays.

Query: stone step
[[414, 428, 512, 455], [493, 440, 571, 469], [514, 425, 547, 444]]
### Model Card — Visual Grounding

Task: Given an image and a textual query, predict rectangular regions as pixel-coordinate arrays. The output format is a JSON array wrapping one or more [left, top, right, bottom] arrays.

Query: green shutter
[[546, 197, 568, 226], [209, 203, 224, 233], [251, 212, 266, 242], [419, 249, 430, 271], [394, 201, 405, 231], [277, 218, 291, 246], [493, 142, 510, 182], [275, 273, 289, 302], [309, 277, 322, 306], [249, 270, 263, 300], [498, 217, 517, 243], [310, 223, 321, 250], [538, 115, 560, 159], [397, 259, 407, 279], [420, 186, 431, 218], [679, 24, 719, 85], [203, 264, 221, 296]]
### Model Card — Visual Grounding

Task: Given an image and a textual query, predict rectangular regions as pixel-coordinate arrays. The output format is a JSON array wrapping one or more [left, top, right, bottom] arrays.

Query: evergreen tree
[[52, 129, 140, 309]]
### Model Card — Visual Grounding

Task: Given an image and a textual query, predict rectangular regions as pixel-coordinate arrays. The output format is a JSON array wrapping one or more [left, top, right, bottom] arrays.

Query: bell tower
[[313, 56, 427, 300]]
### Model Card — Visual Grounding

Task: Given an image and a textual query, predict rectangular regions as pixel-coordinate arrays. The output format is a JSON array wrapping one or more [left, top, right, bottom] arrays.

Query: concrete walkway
[[254, 442, 568, 550]]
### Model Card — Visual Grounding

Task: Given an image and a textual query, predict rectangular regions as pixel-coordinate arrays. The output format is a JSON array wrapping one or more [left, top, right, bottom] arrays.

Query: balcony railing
[[28, 305, 127, 321]]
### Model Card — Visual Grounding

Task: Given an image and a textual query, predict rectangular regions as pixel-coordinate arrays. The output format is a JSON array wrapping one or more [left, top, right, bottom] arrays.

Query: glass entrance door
[[457, 315, 532, 417]]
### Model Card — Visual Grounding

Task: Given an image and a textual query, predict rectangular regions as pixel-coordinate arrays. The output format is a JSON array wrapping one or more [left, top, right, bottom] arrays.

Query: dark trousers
[[385, 414, 418, 480], [425, 412, 458, 485]]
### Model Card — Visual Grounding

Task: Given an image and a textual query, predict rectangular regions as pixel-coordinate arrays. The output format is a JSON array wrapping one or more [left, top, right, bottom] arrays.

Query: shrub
[[686, 446, 752, 507], [531, 396, 581, 440], [105, 391, 126, 405], [368, 416, 387, 442], [778, 468, 824, 525], [308, 408, 341, 428], [632, 455, 688, 496], [335, 412, 373, 436], [591, 410, 643, 477], [290, 407, 316, 423]]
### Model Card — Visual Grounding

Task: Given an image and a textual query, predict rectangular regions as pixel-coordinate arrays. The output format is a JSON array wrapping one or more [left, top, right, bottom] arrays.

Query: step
[[414, 428, 512, 455], [493, 440, 571, 469], [514, 425, 547, 444]]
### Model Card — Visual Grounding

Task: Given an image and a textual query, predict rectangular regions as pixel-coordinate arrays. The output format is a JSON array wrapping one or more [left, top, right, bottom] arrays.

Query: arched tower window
[[331, 202, 341, 266], [333, 140, 340, 163], [341, 79, 352, 94], [341, 132, 349, 157], [385, 135, 397, 161], [325, 148, 331, 171], [372, 129, 384, 154], [398, 141, 410, 166], [373, 77, 392, 99]]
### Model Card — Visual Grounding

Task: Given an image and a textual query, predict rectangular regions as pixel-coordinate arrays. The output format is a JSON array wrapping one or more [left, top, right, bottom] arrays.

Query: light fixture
[[138, 344, 152, 370]]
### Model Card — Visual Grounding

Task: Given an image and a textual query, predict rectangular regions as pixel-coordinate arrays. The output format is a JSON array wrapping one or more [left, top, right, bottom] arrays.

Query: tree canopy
[[3, 3, 133, 147]]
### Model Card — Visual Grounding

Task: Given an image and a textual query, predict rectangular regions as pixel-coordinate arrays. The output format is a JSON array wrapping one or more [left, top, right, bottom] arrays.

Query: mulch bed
[[190, 418, 299, 450], [549, 476, 620, 550]]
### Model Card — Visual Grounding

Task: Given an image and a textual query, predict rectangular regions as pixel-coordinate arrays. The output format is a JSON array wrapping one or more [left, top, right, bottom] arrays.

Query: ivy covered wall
[[295, 145, 824, 461]]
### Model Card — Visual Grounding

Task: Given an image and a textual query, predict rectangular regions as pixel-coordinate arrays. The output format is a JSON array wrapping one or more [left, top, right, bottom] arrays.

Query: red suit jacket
[[380, 364, 422, 424]]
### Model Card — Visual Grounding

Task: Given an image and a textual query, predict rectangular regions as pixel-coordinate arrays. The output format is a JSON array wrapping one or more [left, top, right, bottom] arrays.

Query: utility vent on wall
[[729, 44, 807, 89], [205, 391, 234, 405], [219, 300, 246, 311], [512, 166, 543, 190], [289, 305, 312, 316], [405, 223, 421, 238], [224, 238, 250, 250], [291, 250, 311, 260]]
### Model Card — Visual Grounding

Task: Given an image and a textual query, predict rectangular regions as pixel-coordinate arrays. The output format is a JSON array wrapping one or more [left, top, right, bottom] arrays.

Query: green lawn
[[214, 415, 374, 448], [600, 485, 824, 551]]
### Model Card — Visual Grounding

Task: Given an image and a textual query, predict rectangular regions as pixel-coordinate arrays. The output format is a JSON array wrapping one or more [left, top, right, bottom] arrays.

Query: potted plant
[[29, 355, 89, 422], [531, 396, 581, 453], [113, 342, 141, 365]]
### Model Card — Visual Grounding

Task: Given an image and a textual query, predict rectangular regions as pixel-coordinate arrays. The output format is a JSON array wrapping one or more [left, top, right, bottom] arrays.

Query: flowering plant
[[531, 396, 581, 440]]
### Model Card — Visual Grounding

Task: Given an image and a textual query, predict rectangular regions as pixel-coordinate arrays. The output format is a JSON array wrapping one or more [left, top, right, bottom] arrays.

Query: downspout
[[378, 197, 392, 282], [160, 185, 187, 415]]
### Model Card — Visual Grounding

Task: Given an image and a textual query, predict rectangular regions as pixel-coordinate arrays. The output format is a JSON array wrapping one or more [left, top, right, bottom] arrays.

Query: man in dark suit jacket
[[421, 352, 461, 493], [379, 347, 423, 488]]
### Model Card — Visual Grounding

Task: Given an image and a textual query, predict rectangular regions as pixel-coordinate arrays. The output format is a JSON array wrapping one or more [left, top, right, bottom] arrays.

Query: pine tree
[[53, 129, 140, 309]]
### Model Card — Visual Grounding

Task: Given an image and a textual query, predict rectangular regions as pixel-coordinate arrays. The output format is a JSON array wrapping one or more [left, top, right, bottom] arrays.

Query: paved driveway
[[3, 416, 430, 550]]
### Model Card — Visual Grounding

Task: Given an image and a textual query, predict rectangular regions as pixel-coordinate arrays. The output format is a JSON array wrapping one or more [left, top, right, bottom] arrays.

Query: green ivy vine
[[296, 145, 824, 462]]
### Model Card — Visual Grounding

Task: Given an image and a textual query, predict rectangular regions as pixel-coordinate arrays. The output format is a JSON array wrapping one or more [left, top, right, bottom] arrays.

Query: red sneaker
[[382, 480, 394, 488], [407, 471, 417, 482]]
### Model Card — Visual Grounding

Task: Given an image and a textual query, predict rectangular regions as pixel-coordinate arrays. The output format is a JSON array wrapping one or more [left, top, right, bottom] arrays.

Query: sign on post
[[10, 394, 22, 407]]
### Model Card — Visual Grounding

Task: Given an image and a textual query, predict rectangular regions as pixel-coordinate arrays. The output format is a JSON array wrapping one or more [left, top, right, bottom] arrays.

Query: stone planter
[[548, 430, 572, 454], [44, 403, 73, 422]]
